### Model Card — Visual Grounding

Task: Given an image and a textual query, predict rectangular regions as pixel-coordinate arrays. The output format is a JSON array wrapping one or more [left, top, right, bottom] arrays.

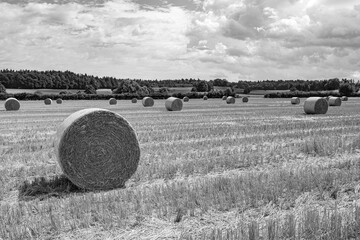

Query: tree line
[[0, 69, 358, 96]]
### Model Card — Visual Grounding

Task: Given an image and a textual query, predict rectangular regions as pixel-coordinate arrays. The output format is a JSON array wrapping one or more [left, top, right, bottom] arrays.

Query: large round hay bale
[[165, 97, 183, 111], [4, 98, 20, 111], [203, 96, 208, 100], [226, 96, 235, 104], [304, 97, 328, 114], [341, 96, 348, 101], [142, 97, 154, 107], [328, 97, 341, 106], [109, 98, 117, 105], [56, 98, 63, 104], [54, 108, 140, 190], [131, 98, 137, 103], [222, 96, 227, 100], [291, 97, 300, 105], [242, 97, 249, 102], [183, 96, 189, 102], [44, 98, 52, 105]]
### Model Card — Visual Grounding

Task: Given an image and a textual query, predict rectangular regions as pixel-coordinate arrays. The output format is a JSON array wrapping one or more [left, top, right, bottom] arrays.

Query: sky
[[0, 0, 360, 81]]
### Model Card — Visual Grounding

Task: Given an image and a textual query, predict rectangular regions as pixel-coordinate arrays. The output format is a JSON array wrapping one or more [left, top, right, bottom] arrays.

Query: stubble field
[[1, 98, 360, 239]]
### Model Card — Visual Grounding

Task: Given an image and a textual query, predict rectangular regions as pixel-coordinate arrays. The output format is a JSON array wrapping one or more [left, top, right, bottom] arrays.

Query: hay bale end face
[[4, 98, 20, 111], [142, 97, 154, 107], [165, 97, 183, 111], [131, 98, 137, 103], [222, 96, 227, 100], [56, 98, 63, 104], [242, 97, 249, 103], [203, 96, 208, 100], [291, 97, 300, 105], [226, 96, 235, 104], [304, 97, 328, 114], [44, 98, 52, 105], [109, 98, 117, 105], [328, 97, 341, 106], [54, 108, 140, 190], [183, 96, 189, 102]]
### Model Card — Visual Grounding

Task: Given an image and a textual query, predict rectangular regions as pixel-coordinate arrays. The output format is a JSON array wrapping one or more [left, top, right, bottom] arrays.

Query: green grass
[[0, 98, 360, 239]]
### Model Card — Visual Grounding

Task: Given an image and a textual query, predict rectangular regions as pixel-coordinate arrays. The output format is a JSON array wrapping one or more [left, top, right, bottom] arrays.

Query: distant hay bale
[[235, 94, 241, 98], [183, 96, 189, 102], [291, 97, 300, 105], [109, 98, 117, 105], [44, 98, 52, 105], [328, 97, 341, 106], [54, 108, 140, 190], [142, 97, 154, 107], [165, 97, 183, 111], [56, 98, 63, 104], [203, 96, 208, 100], [131, 98, 137, 103], [242, 97, 249, 102], [226, 96, 235, 104], [341, 96, 348, 101], [222, 96, 227, 100], [304, 97, 328, 114], [4, 98, 20, 111]]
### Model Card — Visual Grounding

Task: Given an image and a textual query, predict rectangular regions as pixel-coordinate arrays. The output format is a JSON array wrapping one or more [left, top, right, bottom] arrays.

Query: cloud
[[0, 0, 360, 81]]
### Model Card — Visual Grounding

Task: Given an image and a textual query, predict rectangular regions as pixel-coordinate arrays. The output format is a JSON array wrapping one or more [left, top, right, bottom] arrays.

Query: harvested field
[[0, 98, 360, 239]]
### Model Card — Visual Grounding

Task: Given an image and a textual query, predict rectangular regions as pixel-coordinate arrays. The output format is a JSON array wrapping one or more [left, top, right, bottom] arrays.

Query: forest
[[0, 69, 358, 96]]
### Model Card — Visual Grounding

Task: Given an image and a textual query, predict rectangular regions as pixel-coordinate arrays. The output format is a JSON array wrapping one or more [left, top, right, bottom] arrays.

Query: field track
[[1, 98, 360, 239]]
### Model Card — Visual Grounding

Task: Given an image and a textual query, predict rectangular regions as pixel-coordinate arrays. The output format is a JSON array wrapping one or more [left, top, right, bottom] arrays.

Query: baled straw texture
[[4, 98, 20, 111], [226, 96, 235, 104], [109, 98, 117, 105], [131, 98, 137, 103], [222, 96, 227, 100], [142, 97, 154, 107], [165, 97, 183, 111], [291, 97, 300, 105], [341, 96, 348, 101], [328, 97, 341, 106], [44, 98, 52, 105], [183, 96, 189, 102], [54, 108, 140, 190], [203, 96, 208, 100], [56, 98, 63, 104], [304, 97, 328, 114], [242, 97, 249, 102]]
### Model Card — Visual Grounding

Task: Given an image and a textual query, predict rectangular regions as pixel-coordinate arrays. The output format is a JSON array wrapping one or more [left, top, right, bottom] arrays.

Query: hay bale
[[142, 97, 154, 107], [183, 96, 189, 102], [56, 98, 63, 104], [242, 97, 248, 102], [222, 96, 227, 100], [304, 97, 328, 114], [109, 98, 117, 105], [44, 98, 52, 105], [328, 97, 341, 106], [291, 97, 300, 105], [203, 96, 208, 100], [4, 98, 20, 111], [341, 96, 348, 101], [165, 97, 183, 111], [226, 96, 235, 104], [54, 108, 140, 190], [131, 98, 137, 103]]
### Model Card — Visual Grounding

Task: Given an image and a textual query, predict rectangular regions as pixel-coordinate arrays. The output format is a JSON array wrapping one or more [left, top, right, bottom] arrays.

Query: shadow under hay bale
[[18, 175, 88, 201]]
